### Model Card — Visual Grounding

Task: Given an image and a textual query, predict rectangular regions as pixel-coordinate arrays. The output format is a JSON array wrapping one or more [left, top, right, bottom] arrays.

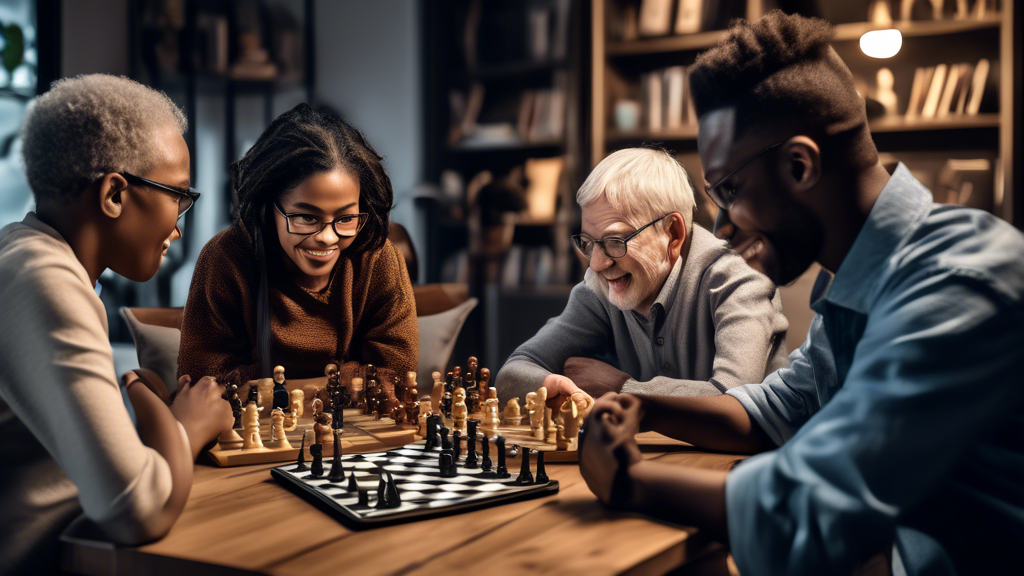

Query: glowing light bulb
[[860, 29, 902, 59]]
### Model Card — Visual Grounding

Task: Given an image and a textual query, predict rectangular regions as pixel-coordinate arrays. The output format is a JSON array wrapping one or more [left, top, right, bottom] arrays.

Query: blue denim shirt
[[725, 164, 1024, 576]]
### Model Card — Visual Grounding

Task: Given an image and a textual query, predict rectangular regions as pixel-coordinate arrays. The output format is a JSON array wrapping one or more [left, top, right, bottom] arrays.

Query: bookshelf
[[590, 0, 1021, 228]]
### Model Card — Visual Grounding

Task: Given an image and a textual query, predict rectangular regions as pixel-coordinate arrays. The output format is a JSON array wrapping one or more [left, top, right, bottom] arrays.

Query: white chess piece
[[452, 387, 468, 434], [876, 68, 898, 117], [503, 398, 521, 425], [290, 389, 304, 419], [217, 427, 244, 451], [242, 403, 263, 449], [418, 399, 432, 436], [268, 408, 293, 449]]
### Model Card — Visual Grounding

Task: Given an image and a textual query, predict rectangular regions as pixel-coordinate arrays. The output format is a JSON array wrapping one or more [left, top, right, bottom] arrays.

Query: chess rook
[[515, 447, 534, 485]]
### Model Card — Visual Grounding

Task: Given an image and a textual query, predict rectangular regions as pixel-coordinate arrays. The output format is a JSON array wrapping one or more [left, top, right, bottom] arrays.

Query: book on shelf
[[674, 0, 703, 34], [635, 65, 698, 134], [904, 58, 995, 121], [639, 0, 675, 37]]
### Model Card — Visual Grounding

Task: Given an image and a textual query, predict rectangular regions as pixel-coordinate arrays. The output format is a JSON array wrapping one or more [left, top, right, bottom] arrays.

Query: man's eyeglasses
[[274, 202, 368, 237], [703, 141, 782, 211], [120, 172, 200, 220], [572, 215, 669, 259]]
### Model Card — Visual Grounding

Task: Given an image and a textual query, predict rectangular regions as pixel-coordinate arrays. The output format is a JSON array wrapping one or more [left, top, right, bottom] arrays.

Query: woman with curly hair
[[177, 104, 418, 387]]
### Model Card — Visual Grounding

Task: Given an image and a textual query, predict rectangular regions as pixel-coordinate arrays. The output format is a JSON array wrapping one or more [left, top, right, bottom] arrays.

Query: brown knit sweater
[[177, 223, 418, 383]]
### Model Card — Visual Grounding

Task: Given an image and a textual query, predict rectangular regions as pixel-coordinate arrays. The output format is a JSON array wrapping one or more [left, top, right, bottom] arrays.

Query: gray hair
[[21, 74, 187, 204], [576, 147, 696, 233]]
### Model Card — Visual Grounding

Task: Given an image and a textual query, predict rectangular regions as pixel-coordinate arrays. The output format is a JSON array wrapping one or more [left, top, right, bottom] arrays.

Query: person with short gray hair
[[0, 74, 231, 573], [496, 147, 789, 412]]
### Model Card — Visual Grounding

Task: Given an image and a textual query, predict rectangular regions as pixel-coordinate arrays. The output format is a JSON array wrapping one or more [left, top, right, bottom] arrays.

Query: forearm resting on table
[[629, 460, 730, 543], [642, 394, 775, 454], [125, 381, 194, 541]]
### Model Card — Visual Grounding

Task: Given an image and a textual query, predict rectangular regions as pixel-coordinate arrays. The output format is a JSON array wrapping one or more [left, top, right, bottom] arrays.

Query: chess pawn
[[452, 387, 468, 434], [314, 412, 334, 445], [405, 386, 420, 426], [487, 397, 500, 433], [431, 379, 445, 416], [478, 367, 491, 401], [503, 398, 522, 425], [350, 377, 364, 408], [418, 400, 431, 436], [481, 398, 499, 436], [242, 403, 263, 449], [404, 371, 417, 400], [452, 366, 462, 380], [527, 389, 545, 439], [290, 389, 305, 419], [272, 366, 289, 411], [268, 408, 293, 449], [559, 396, 581, 449], [217, 427, 244, 450], [467, 356, 479, 380]]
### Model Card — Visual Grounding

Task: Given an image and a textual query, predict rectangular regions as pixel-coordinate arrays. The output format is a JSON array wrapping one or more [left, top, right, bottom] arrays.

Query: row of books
[[905, 58, 995, 119], [468, 0, 572, 68], [610, 0, 743, 40], [636, 66, 698, 132], [451, 82, 567, 148]]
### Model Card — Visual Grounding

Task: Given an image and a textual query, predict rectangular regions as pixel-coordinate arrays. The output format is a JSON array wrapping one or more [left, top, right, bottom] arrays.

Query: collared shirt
[[725, 164, 1024, 576], [496, 225, 790, 403]]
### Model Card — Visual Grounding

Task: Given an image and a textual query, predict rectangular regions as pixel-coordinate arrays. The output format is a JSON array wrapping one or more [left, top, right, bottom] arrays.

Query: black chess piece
[[294, 433, 309, 472], [515, 447, 534, 485], [247, 383, 259, 405], [452, 430, 462, 461], [357, 488, 369, 506], [273, 380, 289, 411], [425, 414, 438, 450], [494, 436, 510, 478], [535, 450, 549, 484], [327, 431, 346, 482], [439, 427, 456, 477], [332, 391, 344, 430], [374, 468, 401, 509], [465, 420, 479, 468], [347, 472, 359, 493], [481, 434, 492, 473], [310, 443, 324, 478]]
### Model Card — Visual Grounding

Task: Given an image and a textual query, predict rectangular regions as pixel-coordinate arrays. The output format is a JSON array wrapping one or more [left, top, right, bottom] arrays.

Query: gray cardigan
[[496, 225, 790, 405]]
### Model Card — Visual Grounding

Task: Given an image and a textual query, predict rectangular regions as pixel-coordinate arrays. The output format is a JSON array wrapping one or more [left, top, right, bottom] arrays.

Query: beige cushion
[[119, 307, 182, 394], [415, 297, 477, 389], [120, 298, 478, 393]]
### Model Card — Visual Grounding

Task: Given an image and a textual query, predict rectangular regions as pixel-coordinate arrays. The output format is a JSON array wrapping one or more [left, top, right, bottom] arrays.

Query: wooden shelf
[[447, 139, 565, 153], [606, 115, 1000, 143], [606, 15, 1001, 57]]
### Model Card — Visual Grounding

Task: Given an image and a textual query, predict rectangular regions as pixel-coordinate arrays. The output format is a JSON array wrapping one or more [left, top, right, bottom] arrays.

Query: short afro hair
[[689, 11, 876, 168], [21, 74, 187, 204]]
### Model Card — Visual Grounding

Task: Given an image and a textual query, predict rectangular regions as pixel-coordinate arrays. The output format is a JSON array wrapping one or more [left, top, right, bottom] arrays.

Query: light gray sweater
[[496, 225, 790, 405]]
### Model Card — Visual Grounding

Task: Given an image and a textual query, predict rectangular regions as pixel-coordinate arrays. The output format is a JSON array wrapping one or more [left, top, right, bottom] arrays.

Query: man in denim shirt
[[578, 11, 1024, 576]]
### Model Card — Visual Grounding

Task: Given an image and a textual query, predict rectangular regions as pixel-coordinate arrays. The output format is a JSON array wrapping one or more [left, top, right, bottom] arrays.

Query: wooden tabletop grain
[[60, 435, 744, 576]]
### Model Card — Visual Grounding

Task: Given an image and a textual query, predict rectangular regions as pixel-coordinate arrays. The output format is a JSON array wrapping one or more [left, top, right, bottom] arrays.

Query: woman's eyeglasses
[[273, 202, 368, 237]]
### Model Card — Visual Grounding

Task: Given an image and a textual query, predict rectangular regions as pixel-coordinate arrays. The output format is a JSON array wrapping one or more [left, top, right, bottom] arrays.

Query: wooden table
[[60, 434, 744, 576]]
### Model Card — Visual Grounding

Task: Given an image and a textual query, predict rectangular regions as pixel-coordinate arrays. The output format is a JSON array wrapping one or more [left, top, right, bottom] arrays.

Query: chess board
[[271, 440, 559, 529]]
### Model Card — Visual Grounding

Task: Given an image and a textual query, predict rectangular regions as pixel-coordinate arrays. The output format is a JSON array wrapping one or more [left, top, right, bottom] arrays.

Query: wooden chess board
[[205, 409, 416, 467], [271, 440, 558, 529]]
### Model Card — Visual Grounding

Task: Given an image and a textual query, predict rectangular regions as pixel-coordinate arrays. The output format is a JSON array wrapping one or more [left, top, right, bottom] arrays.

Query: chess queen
[[177, 104, 418, 386]]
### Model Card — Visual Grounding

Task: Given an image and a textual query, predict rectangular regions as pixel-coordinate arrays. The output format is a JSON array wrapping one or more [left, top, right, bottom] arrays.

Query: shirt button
[[662, 362, 670, 370], [655, 337, 665, 346]]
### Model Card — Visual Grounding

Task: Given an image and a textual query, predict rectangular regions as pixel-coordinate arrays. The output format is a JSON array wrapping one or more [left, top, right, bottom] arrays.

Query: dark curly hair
[[688, 11, 877, 168], [231, 103, 393, 255]]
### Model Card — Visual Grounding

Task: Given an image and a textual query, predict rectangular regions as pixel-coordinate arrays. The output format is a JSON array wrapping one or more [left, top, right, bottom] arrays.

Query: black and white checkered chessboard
[[271, 440, 559, 528]]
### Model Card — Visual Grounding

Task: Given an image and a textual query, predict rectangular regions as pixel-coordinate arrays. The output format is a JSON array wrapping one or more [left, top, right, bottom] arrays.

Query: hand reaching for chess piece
[[541, 373, 594, 419], [562, 357, 630, 403], [147, 372, 233, 460]]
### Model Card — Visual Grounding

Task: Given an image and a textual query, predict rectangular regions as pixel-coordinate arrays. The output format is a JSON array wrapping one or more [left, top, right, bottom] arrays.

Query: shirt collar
[[824, 163, 932, 314]]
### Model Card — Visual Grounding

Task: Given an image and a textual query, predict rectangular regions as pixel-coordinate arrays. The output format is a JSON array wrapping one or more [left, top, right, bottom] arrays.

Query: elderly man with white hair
[[496, 147, 789, 412]]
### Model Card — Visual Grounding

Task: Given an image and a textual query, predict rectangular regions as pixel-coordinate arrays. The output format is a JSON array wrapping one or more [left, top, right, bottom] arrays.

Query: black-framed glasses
[[120, 172, 200, 220], [273, 202, 368, 238], [572, 215, 669, 259], [703, 141, 782, 211]]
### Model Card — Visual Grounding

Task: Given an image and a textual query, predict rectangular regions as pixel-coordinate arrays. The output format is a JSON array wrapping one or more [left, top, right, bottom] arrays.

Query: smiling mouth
[[300, 247, 338, 261], [604, 274, 631, 292]]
